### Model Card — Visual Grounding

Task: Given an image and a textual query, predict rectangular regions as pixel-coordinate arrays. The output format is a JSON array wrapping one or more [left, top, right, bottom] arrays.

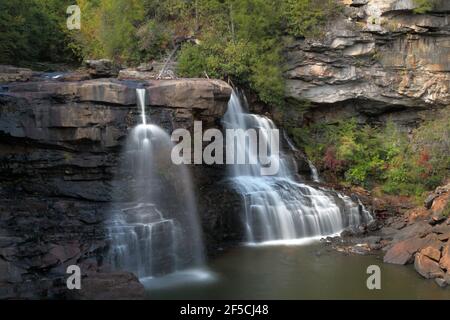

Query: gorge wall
[[283, 0, 449, 129], [0, 77, 244, 298], [1, 0, 449, 299]]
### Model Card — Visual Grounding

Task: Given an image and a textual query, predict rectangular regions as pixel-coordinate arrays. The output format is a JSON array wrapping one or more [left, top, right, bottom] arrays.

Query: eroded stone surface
[[0, 77, 235, 298], [284, 0, 450, 128]]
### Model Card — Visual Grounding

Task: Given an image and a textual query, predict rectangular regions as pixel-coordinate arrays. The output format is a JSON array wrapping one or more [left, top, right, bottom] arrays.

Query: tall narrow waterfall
[[107, 88, 204, 278], [223, 91, 372, 243]]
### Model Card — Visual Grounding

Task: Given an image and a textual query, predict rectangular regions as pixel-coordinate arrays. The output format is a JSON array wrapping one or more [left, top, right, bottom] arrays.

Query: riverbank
[[327, 183, 450, 289]]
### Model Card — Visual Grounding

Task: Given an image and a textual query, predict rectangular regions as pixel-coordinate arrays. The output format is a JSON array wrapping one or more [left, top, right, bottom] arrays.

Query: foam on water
[[223, 91, 372, 243]]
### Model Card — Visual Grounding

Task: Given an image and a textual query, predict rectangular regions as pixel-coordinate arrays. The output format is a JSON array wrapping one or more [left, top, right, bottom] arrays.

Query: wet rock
[[0, 65, 33, 83], [414, 252, 444, 279], [367, 219, 382, 231], [69, 272, 145, 300], [341, 229, 355, 238]]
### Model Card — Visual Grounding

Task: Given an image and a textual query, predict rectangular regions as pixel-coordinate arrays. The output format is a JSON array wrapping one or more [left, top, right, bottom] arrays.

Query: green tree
[[0, 0, 75, 65], [177, 0, 285, 105]]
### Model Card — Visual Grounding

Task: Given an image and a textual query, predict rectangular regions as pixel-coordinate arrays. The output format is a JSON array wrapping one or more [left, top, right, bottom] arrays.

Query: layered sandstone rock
[[284, 0, 450, 128], [381, 182, 450, 286], [0, 77, 234, 298]]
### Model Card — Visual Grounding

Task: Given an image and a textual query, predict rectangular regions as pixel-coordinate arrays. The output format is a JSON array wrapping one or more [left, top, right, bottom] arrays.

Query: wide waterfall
[[107, 88, 204, 279], [223, 91, 372, 243]]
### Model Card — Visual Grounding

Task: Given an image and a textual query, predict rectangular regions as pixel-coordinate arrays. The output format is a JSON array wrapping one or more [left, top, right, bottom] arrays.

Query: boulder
[[420, 244, 442, 262], [414, 252, 444, 279], [432, 223, 450, 235], [431, 190, 449, 215], [83, 59, 120, 78], [0, 65, 33, 83], [440, 243, 450, 271], [438, 232, 450, 241], [424, 193, 437, 209], [384, 233, 438, 265]]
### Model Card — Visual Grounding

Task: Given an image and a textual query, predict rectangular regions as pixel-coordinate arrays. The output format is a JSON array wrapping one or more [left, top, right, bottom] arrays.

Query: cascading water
[[223, 91, 372, 243], [307, 160, 321, 183], [107, 88, 204, 279], [283, 130, 321, 183]]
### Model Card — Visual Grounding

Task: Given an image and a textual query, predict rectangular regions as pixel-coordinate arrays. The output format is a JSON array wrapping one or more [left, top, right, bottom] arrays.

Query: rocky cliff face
[[0, 77, 240, 298], [284, 0, 449, 128]]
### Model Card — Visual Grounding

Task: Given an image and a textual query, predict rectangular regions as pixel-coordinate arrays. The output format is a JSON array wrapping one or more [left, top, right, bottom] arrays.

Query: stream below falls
[[143, 242, 450, 300]]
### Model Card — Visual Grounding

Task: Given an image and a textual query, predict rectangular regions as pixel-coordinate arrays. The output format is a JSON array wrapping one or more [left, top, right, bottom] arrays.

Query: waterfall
[[223, 91, 372, 243], [307, 160, 321, 183], [282, 130, 321, 183], [107, 88, 204, 279]]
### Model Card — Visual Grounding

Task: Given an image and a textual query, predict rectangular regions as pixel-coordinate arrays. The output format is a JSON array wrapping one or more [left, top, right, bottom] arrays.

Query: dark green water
[[144, 242, 450, 300]]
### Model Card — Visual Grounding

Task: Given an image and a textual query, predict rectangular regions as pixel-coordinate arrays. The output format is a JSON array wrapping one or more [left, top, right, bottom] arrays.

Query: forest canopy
[[0, 0, 339, 105]]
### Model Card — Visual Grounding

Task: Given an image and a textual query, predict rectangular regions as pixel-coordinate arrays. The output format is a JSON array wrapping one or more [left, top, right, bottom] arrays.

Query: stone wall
[[0, 77, 239, 298], [284, 0, 449, 129]]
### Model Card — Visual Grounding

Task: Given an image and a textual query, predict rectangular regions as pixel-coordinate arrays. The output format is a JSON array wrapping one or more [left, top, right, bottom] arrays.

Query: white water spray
[[107, 88, 204, 278], [223, 91, 372, 243]]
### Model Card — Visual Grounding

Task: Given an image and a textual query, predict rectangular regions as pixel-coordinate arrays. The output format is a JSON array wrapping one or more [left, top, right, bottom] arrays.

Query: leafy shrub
[[177, 0, 286, 106], [283, 0, 341, 38], [413, 0, 435, 14], [0, 0, 76, 64], [288, 110, 449, 197]]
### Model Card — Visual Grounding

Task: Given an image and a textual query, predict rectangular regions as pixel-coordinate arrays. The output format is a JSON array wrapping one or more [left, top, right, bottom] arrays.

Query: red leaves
[[323, 146, 343, 172], [417, 149, 432, 178]]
